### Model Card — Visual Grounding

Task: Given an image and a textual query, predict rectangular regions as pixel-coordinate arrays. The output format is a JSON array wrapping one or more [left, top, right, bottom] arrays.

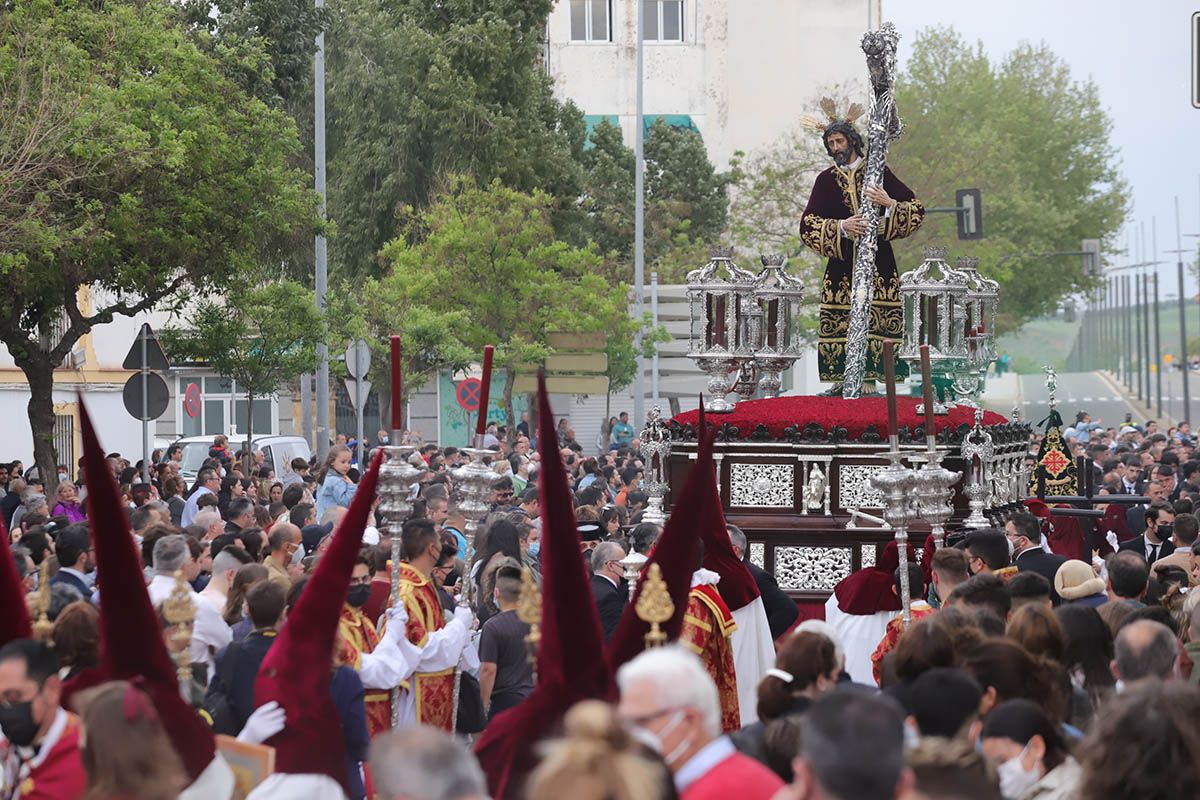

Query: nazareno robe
[[800, 162, 924, 383]]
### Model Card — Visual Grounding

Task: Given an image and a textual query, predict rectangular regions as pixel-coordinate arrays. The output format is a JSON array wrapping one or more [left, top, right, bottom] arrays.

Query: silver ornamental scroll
[[842, 23, 903, 399]]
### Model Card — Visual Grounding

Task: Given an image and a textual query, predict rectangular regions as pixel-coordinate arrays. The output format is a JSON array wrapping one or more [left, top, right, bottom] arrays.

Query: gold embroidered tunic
[[799, 162, 924, 382]]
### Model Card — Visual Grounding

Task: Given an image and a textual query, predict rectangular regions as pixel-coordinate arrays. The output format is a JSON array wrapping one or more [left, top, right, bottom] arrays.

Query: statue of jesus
[[799, 103, 924, 394]]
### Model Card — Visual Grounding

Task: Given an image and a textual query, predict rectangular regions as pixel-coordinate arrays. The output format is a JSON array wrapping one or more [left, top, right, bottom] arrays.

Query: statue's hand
[[842, 215, 867, 238], [864, 184, 896, 208]]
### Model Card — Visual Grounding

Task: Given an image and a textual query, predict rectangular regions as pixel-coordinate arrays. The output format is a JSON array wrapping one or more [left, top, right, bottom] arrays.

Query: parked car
[[175, 434, 311, 485]]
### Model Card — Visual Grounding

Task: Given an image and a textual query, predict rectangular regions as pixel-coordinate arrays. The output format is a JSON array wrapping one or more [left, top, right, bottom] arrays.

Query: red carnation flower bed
[[672, 395, 1007, 441]]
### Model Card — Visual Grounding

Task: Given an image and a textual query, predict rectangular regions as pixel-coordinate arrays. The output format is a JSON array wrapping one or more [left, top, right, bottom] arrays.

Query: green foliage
[[577, 119, 733, 283], [181, 0, 330, 110], [327, 281, 474, 420], [162, 281, 325, 463], [889, 27, 1128, 331], [374, 177, 646, 428], [164, 281, 326, 397], [0, 0, 317, 483], [325, 0, 587, 276]]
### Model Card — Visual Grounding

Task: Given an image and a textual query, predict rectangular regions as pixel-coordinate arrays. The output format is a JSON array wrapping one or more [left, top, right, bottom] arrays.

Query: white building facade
[[546, 0, 882, 168]]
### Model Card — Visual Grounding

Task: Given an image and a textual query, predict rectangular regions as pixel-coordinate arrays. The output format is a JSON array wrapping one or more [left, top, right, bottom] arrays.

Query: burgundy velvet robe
[[800, 162, 924, 382]]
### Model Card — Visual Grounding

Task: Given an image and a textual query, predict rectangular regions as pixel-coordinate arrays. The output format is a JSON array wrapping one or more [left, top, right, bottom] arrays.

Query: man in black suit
[[1125, 479, 1168, 537], [727, 524, 798, 640], [589, 540, 628, 641], [50, 524, 93, 601], [1118, 500, 1176, 565], [1005, 512, 1067, 606]]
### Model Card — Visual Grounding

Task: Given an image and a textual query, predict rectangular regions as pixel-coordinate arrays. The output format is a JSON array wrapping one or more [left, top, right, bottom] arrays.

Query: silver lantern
[[900, 246, 968, 409], [638, 407, 671, 526], [751, 254, 805, 399], [952, 256, 1000, 406], [960, 407, 995, 529], [686, 248, 758, 412]]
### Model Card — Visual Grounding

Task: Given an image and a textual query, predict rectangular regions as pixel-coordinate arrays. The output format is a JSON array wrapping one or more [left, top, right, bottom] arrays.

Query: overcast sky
[[887, 0, 1200, 294]]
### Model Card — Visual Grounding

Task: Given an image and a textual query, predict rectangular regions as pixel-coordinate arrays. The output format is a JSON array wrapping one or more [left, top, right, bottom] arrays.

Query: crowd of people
[[4, 403, 1200, 800]]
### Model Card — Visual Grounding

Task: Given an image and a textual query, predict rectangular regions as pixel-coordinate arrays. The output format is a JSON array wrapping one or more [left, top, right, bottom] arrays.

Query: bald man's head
[[1114, 620, 1178, 682]]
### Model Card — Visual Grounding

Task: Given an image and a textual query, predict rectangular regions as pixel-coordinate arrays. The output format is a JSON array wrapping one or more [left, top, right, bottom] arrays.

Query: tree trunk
[[244, 392, 255, 477], [23, 356, 60, 500], [503, 369, 516, 446]]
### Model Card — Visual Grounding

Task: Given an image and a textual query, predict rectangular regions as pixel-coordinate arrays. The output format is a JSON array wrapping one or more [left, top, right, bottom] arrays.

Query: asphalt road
[[1137, 368, 1198, 425], [1017, 371, 1144, 428]]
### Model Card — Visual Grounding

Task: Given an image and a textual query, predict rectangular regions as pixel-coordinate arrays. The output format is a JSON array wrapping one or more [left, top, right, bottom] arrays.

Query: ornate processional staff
[[842, 23, 904, 399]]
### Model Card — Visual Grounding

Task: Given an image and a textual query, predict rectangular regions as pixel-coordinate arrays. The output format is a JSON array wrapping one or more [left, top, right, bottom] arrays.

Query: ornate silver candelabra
[[960, 408, 994, 529], [377, 441, 427, 534], [912, 437, 962, 551], [870, 436, 918, 624], [639, 407, 671, 526], [618, 550, 649, 602], [451, 446, 496, 543]]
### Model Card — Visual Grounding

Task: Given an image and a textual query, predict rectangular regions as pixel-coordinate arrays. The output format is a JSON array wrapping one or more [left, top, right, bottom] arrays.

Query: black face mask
[[1156, 523, 1173, 539], [347, 584, 372, 608], [0, 700, 40, 747]]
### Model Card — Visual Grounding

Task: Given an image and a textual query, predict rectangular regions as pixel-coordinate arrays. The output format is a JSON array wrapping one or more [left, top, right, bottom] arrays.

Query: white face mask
[[634, 710, 690, 766], [997, 742, 1040, 799], [290, 542, 305, 566]]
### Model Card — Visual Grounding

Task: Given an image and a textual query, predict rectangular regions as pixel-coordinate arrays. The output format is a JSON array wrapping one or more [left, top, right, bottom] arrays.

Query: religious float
[[639, 245, 1028, 611]]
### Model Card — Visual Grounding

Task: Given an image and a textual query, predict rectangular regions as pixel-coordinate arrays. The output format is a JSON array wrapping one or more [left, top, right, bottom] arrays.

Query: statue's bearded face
[[826, 132, 853, 166]]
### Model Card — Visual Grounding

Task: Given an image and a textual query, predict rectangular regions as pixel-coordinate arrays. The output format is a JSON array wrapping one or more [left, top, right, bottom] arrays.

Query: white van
[[174, 435, 312, 485]]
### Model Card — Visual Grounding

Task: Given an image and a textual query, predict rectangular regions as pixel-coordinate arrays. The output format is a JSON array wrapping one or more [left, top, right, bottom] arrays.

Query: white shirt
[[181, 486, 214, 527], [147, 573, 232, 674]]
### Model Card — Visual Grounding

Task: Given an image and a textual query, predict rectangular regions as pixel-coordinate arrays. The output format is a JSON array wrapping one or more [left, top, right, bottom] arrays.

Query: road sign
[[345, 340, 372, 379], [121, 323, 170, 371], [183, 383, 202, 417], [456, 377, 482, 412], [343, 378, 372, 411], [123, 372, 170, 420]]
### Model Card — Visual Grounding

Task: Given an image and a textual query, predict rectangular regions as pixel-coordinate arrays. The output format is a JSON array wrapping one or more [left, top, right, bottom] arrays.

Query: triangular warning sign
[[122, 323, 171, 372]]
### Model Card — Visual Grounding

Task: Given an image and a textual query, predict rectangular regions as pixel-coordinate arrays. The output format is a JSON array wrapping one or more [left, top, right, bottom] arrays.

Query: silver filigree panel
[[729, 463, 794, 508], [749, 542, 765, 569], [860, 544, 876, 569], [838, 464, 885, 509], [774, 546, 852, 592]]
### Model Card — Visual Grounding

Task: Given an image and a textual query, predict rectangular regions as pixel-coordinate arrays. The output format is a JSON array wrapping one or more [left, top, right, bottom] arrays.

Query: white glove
[[237, 700, 286, 744], [383, 604, 410, 642], [453, 606, 473, 629], [1105, 530, 1119, 552]]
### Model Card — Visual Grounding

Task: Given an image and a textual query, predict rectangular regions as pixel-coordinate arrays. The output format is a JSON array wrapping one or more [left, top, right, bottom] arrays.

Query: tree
[[0, 0, 317, 489], [376, 177, 645, 439], [162, 282, 326, 473], [889, 28, 1127, 330], [578, 119, 734, 283], [326, 0, 588, 277], [727, 29, 1128, 333], [327, 283, 474, 430]]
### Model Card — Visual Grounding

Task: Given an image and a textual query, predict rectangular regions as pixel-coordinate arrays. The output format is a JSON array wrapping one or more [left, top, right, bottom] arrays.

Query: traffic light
[[955, 188, 982, 240], [1081, 239, 1101, 276]]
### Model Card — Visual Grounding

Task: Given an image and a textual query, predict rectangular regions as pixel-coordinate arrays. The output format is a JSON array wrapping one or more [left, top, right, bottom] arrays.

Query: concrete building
[[545, 0, 881, 167]]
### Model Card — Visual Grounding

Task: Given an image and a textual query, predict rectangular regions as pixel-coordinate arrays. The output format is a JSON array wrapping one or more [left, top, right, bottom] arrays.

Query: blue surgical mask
[[528, 542, 540, 559]]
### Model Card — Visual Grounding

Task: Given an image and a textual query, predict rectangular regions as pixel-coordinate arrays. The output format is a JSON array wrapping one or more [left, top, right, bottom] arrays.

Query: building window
[[570, 0, 611, 42], [642, 0, 683, 42]]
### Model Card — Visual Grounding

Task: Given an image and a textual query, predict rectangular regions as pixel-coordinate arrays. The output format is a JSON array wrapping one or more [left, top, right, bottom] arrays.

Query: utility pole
[[1153, 217, 1162, 417], [632, 0, 646, 428], [1173, 195, 1191, 424], [314, 0, 330, 459], [1134, 271, 1143, 401]]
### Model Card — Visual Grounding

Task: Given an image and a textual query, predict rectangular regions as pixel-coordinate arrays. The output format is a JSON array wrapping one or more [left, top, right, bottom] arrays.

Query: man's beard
[[832, 148, 854, 166]]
